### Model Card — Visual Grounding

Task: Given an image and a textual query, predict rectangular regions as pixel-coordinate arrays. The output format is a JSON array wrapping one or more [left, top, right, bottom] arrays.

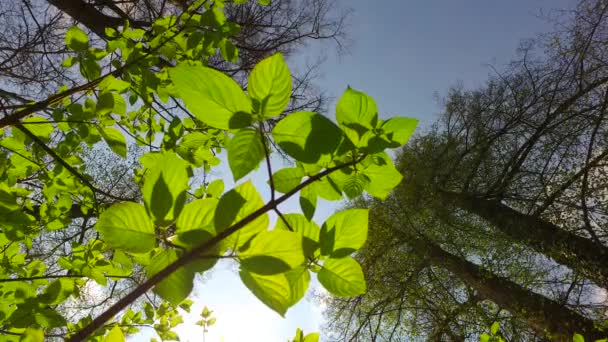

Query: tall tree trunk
[[415, 237, 606, 341], [440, 191, 608, 288]]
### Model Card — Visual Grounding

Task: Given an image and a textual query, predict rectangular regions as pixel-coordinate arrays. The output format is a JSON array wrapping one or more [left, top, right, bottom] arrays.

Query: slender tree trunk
[[415, 237, 606, 341], [440, 191, 608, 288]]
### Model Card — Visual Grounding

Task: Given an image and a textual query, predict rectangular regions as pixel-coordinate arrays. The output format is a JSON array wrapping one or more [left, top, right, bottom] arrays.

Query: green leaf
[[239, 230, 305, 275], [96, 202, 155, 253], [146, 249, 213, 306], [172, 198, 220, 252], [39, 279, 76, 305], [304, 333, 320, 342], [99, 127, 127, 158], [318, 257, 366, 297], [335, 87, 378, 145], [201, 306, 212, 319], [240, 269, 291, 317], [275, 213, 320, 258], [272, 167, 304, 193], [169, 64, 252, 130], [239, 267, 309, 317], [249, 53, 292, 117], [362, 153, 403, 200], [272, 111, 342, 164], [206, 179, 224, 198], [80, 58, 101, 80], [491, 322, 500, 335], [220, 39, 238, 63], [22, 117, 54, 141], [66, 26, 89, 51], [176, 198, 218, 235], [97, 92, 115, 115], [300, 185, 317, 221], [573, 334, 585, 342], [99, 75, 130, 93], [61, 56, 77, 68], [285, 266, 310, 306], [22, 327, 44, 342], [320, 209, 368, 258], [257, 0, 271, 5], [142, 152, 190, 226], [381, 117, 418, 147], [103, 326, 125, 342], [228, 128, 265, 181], [214, 181, 268, 250]]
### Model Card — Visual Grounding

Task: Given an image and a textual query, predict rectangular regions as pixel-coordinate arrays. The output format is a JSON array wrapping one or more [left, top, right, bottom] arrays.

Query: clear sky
[[133, 1, 575, 341]]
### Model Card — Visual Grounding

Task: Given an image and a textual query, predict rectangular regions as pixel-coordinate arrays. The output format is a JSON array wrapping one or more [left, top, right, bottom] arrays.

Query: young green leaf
[[172, 198, 220, 251], [142, 152, 190, 226], [380, 117, 418, 147], [66, 26, 89, 52], [361, 153, 403, 200], [96, 202, 156, 253], [320, 209, 368, 258], [227, 128, 265, 181], [169, 64, 252, 130], [214, 181, 268, 250], [272, 111, 342, 164], [146, 249, 215, 306], [39, 279, 76, 305], [275, 213, 320, 258], [99, 127, 127, 158], [335, 87, 378, 145], [300, 184, 317, 221], [318, 257, 366, 297], [239, 230, 305, 275], [96, 92, 115, 116], [248, 53, 292, 117], [103, 325, 125, 342], [239, 269, 291, 317], [272, 167, 305, 193]]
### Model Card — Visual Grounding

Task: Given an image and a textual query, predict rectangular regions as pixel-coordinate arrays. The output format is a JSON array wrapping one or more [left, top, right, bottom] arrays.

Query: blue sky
[[134, 1, 575, 341]]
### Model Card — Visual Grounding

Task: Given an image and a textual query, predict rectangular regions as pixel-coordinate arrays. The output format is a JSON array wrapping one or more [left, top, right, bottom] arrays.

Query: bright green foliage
[[249, 53, 292, 117], [292, 328, 320, 342], [169, 64, 252, 130], [320, 209, 368, 258], [215, 180, 268, 250], [228, 128, 265, 181], [0, 3, 418, 338], [272, 111, 343, 164], [104, 326, 125, 342], [96, 202, 156, 253], [65, 26, 89, 52], [336, 87, 378, 145], [141, 152, 190, 226], [272, 167, 305, 193], [99, 127, 127, 158], [239, 230, 305, 275], [318, 257, 366, 297]]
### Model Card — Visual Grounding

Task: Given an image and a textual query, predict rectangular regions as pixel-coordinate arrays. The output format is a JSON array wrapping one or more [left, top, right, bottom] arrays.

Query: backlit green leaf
[[99, 127, 127, 158], [142, 152, 190, 226], [96, 202, 155, 253], [169, 64, 251, 130], [320, 209, 368, 258], [300, 184, 317, 221], [239, 230, 305, 275], [336, 87, 377, 145], [66, 26, 89, 51], [381, 117, 418, 147], [272, 111, 342, 164], [215, 181, 268, 250], [275, 213, 320, 258], [249, 53, 292, 117], [272, 167, 304, 193], [228, 128, 265, 181], [318, 257, 366, 297], [362, 153, 403, 200], [146, 249, 214, 306], [103, 326, 125, 342]]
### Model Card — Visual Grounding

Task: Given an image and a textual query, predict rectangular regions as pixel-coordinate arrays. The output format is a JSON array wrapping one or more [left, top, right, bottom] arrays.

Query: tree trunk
[[416, 237, 606, 341], [440, 191, 608, 288]]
